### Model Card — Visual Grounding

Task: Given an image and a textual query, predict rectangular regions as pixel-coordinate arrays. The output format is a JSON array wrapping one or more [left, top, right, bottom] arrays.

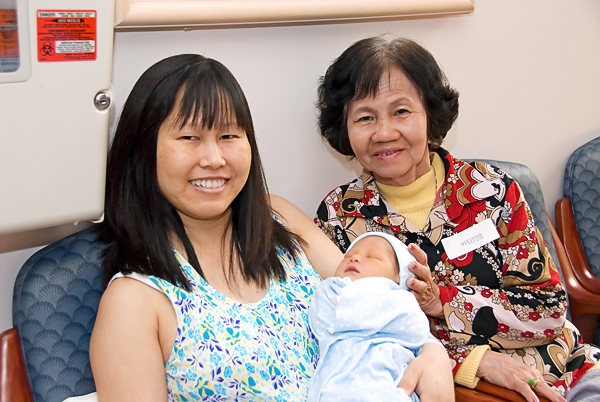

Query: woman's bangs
[[353, 60, 388, 101], [175, 77, 246, 132]]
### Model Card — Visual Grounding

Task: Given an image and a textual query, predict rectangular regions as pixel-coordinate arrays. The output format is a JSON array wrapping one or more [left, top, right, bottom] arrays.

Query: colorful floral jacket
[[315, 148, 598, 393]]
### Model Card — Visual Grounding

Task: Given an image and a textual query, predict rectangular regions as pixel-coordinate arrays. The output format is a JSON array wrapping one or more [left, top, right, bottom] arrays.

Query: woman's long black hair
[[98, 54, 300, 291]]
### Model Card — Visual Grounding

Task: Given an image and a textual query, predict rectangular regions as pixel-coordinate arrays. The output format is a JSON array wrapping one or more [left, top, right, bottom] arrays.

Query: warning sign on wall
[[37, 10, 96, 62]]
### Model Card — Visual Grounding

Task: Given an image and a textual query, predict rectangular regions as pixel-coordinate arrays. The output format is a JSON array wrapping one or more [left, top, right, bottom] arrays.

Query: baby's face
[[334, 236, 399, 282]]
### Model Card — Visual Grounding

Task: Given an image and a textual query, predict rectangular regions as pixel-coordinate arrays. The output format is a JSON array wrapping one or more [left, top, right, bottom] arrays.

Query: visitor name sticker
[[441, 218, 500, 260], [37, 10, 96, 62]]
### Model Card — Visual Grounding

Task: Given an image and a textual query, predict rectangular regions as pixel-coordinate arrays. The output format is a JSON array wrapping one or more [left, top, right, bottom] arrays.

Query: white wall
[[2, 0, 600, 332]]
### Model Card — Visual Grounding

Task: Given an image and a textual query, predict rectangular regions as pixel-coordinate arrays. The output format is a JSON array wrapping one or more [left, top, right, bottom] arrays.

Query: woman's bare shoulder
[[101, 276, 167, 308], [90, 277, 175, 401]]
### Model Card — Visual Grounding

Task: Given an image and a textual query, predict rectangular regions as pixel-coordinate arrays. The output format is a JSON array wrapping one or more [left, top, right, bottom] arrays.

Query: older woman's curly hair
[[317, 36, 459, 156]]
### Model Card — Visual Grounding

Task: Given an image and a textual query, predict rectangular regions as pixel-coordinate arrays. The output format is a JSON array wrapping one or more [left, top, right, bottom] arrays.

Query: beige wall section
[[1, 0, 600, 331]]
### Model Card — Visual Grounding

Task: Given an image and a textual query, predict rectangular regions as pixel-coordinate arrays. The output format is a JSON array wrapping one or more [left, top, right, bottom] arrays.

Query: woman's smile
[[374, 148, 403, 158], [189, 178, 228, 189]]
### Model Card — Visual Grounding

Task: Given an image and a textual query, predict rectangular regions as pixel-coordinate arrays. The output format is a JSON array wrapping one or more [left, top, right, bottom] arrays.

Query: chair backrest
[[12, 227, 106, 402], [469, 159, 565, 288], [563, 136, 600, 280]]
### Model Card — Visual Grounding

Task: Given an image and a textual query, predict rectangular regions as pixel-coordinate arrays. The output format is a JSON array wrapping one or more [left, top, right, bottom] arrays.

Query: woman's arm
[[403, 181, 567, 402], [408, 179, 566, 345], [406, 244, 566, 402], [399, 342, 454, 402], [90, 278, 176, 402], [270, 194, 343, 279]]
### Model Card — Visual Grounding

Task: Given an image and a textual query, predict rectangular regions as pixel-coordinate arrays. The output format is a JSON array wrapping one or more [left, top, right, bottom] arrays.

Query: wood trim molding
[[115, 0, 474, 30]]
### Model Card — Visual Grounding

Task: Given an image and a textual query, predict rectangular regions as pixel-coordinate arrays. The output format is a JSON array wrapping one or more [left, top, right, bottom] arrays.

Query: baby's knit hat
[[346, 232, 416, 291]]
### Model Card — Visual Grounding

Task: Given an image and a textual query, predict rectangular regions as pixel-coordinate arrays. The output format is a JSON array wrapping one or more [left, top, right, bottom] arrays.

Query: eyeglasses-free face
[[347, 67, 430, 187]]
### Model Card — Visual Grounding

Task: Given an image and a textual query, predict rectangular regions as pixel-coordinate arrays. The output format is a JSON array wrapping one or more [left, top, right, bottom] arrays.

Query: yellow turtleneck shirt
[[376, 152, 445, 230]]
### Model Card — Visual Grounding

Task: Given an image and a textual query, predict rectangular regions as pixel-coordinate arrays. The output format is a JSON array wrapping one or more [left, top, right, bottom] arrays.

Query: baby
[[308, 232, 430, 402]]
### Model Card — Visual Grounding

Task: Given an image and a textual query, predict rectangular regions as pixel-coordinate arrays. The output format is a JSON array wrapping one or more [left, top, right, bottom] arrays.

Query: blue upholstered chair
[[6, 227, 105, 402], [555, 135, 600, 346], [562, 136, 600, 281]]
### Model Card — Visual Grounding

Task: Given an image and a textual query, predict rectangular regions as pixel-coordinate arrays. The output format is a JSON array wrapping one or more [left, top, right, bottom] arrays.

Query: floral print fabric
[[148, 246, 322, 401], [315, 148, 599, 395]]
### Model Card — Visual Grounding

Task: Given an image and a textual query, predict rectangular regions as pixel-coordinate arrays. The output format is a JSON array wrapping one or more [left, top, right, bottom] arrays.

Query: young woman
[[89, 53, 453, 401]]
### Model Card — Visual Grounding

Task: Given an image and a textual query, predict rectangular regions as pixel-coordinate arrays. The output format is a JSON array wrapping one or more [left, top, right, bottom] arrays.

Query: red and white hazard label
[[37, 10, 96, 62]]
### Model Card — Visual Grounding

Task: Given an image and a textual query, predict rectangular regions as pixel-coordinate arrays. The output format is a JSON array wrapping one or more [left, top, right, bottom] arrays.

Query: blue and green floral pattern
[[149, 247, 322, 401]]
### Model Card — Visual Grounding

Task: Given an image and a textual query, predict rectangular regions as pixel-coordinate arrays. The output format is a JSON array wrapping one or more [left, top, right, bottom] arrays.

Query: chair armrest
[[548, 216, 600, 311], [555, 198, 600, 295], [455, 383, 511, 402], [0, 328, 33, 402], [548, 216, 600, 343], [455, 381, 551, 402]]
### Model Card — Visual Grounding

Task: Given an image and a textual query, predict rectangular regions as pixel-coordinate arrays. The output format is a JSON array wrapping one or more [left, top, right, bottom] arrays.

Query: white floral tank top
[[147, 246, 322, 402]]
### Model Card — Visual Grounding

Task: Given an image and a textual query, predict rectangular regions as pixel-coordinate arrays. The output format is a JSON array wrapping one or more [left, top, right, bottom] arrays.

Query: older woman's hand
[[406, 243, 444, 318], [477, 351, 566, 402]]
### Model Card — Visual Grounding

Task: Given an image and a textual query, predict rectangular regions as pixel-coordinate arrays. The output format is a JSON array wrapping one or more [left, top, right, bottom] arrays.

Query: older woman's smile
[[375, 148, 403, 157]]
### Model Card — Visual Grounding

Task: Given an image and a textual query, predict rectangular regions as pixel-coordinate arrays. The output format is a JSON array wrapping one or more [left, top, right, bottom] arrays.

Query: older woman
[[315, 36, 600, 402], [89, 53, 453, 401]]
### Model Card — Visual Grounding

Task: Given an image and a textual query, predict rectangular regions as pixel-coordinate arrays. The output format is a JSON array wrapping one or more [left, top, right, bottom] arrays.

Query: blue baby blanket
[[308, 276, 430, 402]]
